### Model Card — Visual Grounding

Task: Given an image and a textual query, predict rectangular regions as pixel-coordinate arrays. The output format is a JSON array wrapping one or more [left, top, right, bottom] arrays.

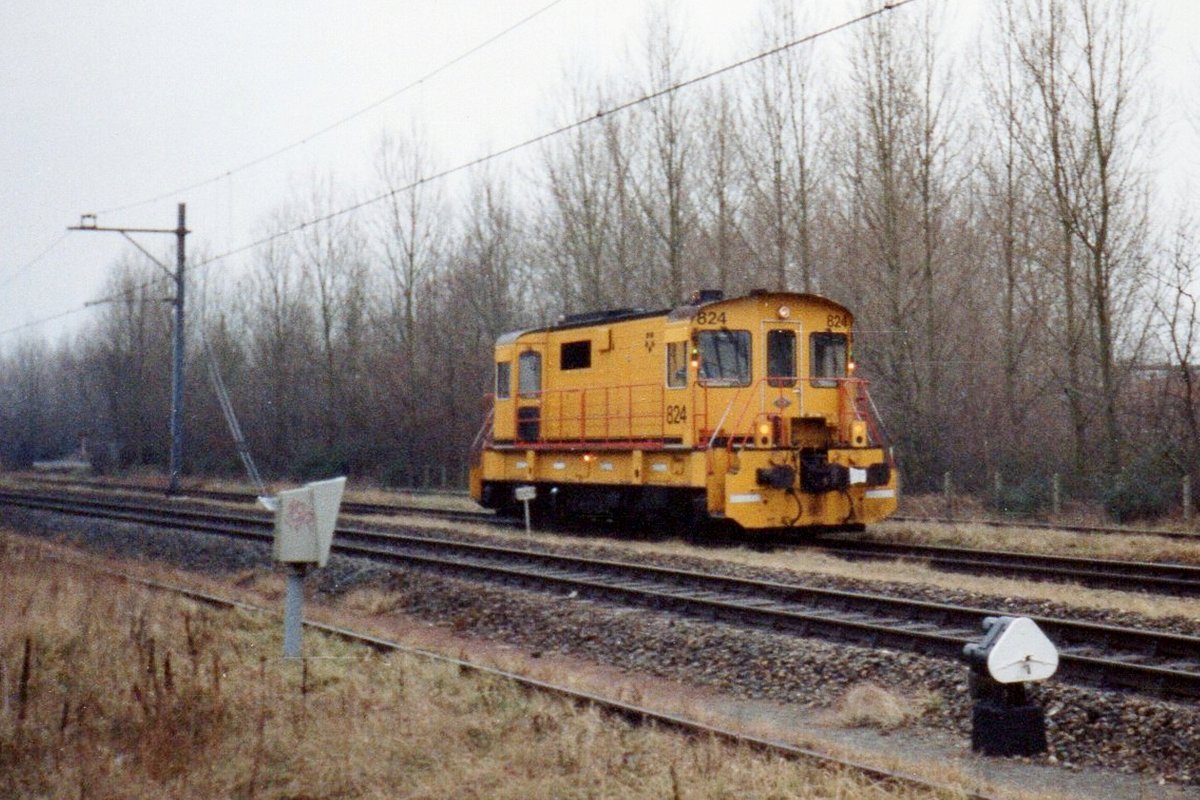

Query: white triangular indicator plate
[[986, 617, 1059, 683]]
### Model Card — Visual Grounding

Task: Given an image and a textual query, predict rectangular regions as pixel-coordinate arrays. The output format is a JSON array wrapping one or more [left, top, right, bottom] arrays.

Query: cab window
[[810, 333, 847, 388], [495, 361, 511, 399], [697, 330, 750, 386], [767, 329, 797, 387], [666, 341, 688, 388], [518, 351, 542, 396]]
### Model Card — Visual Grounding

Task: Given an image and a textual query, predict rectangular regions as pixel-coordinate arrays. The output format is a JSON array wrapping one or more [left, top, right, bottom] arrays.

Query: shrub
[[294, 446, 351, 481], [985, 474, 1051, 516], [1103, 474, 1176, 523], [1102, 451, 1179, 523]]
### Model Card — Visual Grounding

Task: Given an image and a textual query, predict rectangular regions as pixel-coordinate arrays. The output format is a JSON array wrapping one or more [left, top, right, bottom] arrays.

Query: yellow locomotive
[[469, 290, 897, 531]]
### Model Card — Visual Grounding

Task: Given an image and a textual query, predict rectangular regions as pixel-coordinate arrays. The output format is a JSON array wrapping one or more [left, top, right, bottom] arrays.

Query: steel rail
[[15, 478, 1199, 598], [892, 514, 1200, 541], [811, 537, 1200, 596], [38, 549, 997, 800], [12, 474, 1197, 538], [4, 488, 1199, 700]]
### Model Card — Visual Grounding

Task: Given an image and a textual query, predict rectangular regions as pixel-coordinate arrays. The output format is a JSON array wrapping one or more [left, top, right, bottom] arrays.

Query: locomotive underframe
[[475, 444, 896, 530]]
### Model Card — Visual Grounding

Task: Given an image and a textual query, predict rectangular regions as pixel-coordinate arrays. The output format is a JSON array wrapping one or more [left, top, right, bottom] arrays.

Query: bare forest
[[2, 0, 1197, 518]]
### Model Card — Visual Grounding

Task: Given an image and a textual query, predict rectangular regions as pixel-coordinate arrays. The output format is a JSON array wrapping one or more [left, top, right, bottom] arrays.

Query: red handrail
[[509, 382, 668, 449], [480, 375, 888, 454]]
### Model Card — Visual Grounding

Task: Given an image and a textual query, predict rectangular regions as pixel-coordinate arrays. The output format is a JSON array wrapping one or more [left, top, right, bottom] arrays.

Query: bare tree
[[837, 2, 965, 488], [1153, 224, 1200, 468], [539, 84, 626, 313], [694, 80, 751, 293], [237, 221, 317, 473], [1010, 0, 1152, 477], [631, 5, 698, 305], [457, 170, 532, 346], [742, 0, 824, 292], [88, 259, 173, 468], [373, 129, 444, 369], [370, 129, 446, 471], [978, 0, 1062, 468], [289, 172, 371, 461]]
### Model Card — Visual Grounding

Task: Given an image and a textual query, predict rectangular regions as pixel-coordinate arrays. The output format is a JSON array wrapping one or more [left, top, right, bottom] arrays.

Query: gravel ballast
[[4, 504, 1198, 788]]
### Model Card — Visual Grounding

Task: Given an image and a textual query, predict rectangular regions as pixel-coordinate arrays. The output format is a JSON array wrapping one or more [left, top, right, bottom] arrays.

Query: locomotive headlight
[[758, 422, 771, 437], [777, 305, 791, 319], [848, 360, 857, 374]]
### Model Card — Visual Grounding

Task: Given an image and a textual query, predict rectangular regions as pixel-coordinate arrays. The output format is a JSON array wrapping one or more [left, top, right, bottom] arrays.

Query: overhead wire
[[193, 0, 918, 272], [0, 231, 70, 290], [0, 0, 572, 340], [95, 0, 572, 216], [4, 0, 916, 339], [0, 307, 88, 339]]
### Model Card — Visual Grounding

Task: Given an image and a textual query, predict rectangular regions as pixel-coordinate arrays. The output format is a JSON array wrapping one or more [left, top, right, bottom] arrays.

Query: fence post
[[943, 472, 953, 517], [993, 471, 1002, 505], [1051, 473, 1061, 516], [1184, 475, 1193, 523]]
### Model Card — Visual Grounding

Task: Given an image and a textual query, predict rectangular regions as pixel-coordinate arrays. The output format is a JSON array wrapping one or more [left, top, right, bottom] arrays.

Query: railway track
[[892, 514, 1200, 541], [48, 553, 1000, 800], [3, 487, 1199, 700], [811, 537, 1200, 597], [13, 476, 1200, 597]]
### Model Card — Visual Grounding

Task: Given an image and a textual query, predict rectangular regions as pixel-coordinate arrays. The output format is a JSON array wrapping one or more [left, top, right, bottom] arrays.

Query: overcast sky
[[1, 0, 1197, 346]]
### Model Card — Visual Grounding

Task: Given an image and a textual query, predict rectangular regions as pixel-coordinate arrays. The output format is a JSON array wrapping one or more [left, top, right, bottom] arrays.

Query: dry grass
[[873, 520, 1200, 565], [819, 683, 934, 731], [2, 532, 991, 800]]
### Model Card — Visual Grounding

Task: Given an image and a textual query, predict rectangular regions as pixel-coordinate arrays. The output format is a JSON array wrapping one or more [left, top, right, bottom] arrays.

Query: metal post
[[943, 471, 952, 516], [168, 203, 186, 495], [1052, 473, 1061, 516], [68, 206, 189, 496], [284, 563, 307, 658], [1183, 475, 1193, 523]]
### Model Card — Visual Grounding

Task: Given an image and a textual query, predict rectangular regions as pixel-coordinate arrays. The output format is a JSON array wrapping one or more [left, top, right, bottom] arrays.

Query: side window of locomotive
[[495, 361, 511, 400], [518, 351, 542, 397], [767, 329, 797, 388], [810, 332, 847, 388], [666, 341, 687, 388], [697, 330, 751, 386], [560, 340, 591, 370]]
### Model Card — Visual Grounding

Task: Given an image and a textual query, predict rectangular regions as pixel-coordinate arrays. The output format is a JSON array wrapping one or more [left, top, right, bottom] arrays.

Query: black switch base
[[970, 700, 1048, 756]]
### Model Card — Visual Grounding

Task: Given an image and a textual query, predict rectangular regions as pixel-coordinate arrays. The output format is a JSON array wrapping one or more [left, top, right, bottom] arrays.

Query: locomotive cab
[[470, 290, 898, 532]]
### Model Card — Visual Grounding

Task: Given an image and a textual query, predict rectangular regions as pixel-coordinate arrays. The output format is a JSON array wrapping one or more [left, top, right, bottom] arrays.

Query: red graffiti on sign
[[285, 498, 317, 535]]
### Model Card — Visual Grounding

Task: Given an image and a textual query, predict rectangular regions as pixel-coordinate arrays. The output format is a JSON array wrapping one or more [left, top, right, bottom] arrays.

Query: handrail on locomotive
[[473, 375, 891, 459]]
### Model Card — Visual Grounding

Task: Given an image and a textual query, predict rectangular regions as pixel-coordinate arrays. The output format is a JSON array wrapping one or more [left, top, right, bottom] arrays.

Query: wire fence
[[904, 472, 1196, 528]]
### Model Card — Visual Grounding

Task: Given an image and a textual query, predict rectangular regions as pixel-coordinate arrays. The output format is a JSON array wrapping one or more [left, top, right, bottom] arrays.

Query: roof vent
[[689, 289, 724, 305]]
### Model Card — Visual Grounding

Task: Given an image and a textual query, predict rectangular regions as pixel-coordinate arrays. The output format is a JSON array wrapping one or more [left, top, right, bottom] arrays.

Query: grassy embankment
[[0, 532, 974, 800]]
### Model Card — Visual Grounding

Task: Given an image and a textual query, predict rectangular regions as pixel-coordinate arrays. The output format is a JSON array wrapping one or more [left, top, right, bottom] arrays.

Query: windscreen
[[810, 332, 847, 388], [697, 330, 750, 386]]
